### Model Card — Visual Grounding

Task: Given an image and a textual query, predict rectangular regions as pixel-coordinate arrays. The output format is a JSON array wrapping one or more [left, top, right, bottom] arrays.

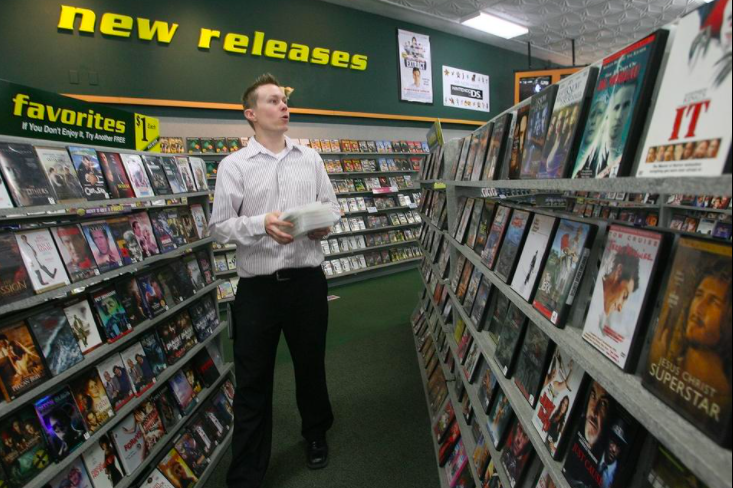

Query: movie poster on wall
[[398, 29, 433, 104], [442, 66, 490, 112]]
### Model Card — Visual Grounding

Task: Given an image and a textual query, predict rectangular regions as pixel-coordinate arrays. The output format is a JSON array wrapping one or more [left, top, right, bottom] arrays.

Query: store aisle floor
[[208, 269, 441, 488]]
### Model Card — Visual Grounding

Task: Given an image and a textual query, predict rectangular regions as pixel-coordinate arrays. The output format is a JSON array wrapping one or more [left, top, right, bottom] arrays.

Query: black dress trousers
[[226, 266, 334, 488]]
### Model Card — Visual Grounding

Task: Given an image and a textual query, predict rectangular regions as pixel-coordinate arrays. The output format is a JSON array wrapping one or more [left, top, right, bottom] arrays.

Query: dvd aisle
[[0, 132, 235, 487], [412, 3, 732, 488], [171, 136, 428, 303]]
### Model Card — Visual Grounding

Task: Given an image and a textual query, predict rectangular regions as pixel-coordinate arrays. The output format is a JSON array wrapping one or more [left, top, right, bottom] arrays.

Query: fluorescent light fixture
[[461, 12, 528, 39]]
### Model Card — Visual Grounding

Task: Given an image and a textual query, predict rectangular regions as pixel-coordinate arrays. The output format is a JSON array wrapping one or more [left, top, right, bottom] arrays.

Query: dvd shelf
[[413, 3, 732, 486], [0, 133, 234, 488], [415, 148, 732, 488], [195, 137, 427, 287]]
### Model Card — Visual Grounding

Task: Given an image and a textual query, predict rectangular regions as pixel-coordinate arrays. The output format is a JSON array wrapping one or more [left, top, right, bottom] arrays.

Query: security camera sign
[[443, 66, 490, 112]]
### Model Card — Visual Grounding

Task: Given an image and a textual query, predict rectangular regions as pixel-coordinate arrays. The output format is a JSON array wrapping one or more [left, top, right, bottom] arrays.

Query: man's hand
[[307, 228, 330, 241], [265, 212, 294, 245]]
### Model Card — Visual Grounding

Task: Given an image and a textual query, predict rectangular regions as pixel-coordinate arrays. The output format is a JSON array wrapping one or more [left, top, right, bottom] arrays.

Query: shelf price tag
[[367, 207, 378, 214], [433, 183, 447, 190], [408, 203, 418, 209], [481, 188, 500, 198]]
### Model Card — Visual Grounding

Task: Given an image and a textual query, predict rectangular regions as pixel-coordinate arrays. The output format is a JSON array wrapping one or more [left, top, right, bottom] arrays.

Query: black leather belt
[[249, 266, 321, 282]]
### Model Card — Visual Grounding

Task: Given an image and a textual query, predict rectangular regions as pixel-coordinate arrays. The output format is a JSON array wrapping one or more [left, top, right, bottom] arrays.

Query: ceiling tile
[[351, 0, 701, 64]]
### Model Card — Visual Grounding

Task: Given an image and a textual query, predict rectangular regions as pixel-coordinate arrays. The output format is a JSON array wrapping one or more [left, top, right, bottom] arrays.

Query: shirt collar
[[243, 135, 301, 160]]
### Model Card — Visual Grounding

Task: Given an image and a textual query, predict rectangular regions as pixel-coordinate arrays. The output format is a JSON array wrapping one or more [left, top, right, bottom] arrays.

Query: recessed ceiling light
[[461, 12, 529, 39]]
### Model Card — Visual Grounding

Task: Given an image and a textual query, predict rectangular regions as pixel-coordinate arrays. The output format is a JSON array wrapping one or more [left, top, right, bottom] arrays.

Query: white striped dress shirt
[[208, 136, 341, 278]]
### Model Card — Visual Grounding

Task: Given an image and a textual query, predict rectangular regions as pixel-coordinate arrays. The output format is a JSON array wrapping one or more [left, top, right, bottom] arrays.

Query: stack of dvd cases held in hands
[[280, 202, 340, 238]]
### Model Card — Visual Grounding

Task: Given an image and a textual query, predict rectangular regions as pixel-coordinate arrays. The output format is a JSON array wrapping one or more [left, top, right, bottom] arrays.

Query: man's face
[[246, 84, 289, 133], [694, 141, 710, 158], [104, 372, 111, 381], [413, 69, 421, 85], [511, 424, 530, 456], [606, 437, 622, 463], [607, 85, 634, 144], [686, 276, 727, 347], [91, 229, 109, 254], [584, 382, 610, 448], [664, 145, 675, 160], [127, 236, 142, 257], [604, 264, 635, 315], [87, 413, 98, 428], [102, 298, 117, 315], [61, 235, 82, 263], [586, 100, 606, 139]]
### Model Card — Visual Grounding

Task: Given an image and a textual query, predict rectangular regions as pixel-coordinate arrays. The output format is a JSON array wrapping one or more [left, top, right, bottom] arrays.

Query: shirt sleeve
[[314, 152, 342, 223], [208, 157, 268, 246]]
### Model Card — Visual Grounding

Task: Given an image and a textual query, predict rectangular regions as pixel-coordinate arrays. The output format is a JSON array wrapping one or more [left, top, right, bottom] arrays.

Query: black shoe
[[306, 439, 329, 470]]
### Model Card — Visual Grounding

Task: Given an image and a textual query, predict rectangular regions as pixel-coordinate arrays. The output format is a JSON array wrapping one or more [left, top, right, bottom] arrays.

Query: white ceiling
[[321, 0, 708, 65]]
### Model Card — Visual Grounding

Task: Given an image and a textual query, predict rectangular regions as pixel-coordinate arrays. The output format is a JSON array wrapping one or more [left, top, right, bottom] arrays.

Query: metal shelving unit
[[331, 222, 421, 237], [445, 175, 732, 197], [0, 237, 215, 316], [0, 132, 234, 488], [418, 272, 518, 488], [410, 327, 452, 488], [0, 280, 223, 419], [327, 256, 422, 282], [116, 366, 235, 488], [414, 141, 732, 488], [325, 239, 419, 259], [25, 324, 231, 488]]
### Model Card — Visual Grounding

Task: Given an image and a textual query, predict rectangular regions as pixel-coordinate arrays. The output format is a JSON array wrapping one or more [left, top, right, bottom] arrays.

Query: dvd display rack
[[412, 5, 732, 486], [0, 133, 234, 488], [415, 147, 732, 488], [181, 137, 428, 293]]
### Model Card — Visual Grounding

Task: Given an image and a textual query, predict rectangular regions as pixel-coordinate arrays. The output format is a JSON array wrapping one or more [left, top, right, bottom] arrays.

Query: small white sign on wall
[[443, 66, 490, 112]]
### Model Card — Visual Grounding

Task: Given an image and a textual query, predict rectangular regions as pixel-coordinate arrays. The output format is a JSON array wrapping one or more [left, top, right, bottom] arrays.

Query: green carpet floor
[[207, 269, 441, 488]]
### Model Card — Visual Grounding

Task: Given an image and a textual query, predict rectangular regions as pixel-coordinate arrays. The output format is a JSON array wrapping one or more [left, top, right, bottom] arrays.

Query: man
[[209, 73, 339, 488], [57, 230, 95, 273], [503, 422, 532, 483], [101, 296, 128, 340], [597, 421, 629, 488], [411, 67, 422, 88], [593, 83, 635, 177], [88, 226, 119, 267], [583, 381, 611, 457], [19, 234, 58, 286], [131, 219, 158, 257], [594, 245, 640, 337], [123, 230, 144, 263]]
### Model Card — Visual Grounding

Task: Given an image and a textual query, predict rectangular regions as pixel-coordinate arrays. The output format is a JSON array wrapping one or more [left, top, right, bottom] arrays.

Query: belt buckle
[[275, 270, 290, 282]]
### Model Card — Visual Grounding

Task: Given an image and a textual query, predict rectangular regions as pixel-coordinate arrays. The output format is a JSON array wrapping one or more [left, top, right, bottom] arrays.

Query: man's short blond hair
[[241, 73, 282, 129]]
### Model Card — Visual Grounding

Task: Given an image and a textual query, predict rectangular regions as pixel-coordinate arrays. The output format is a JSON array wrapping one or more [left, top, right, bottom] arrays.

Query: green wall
[[0, 0, 552, 125]]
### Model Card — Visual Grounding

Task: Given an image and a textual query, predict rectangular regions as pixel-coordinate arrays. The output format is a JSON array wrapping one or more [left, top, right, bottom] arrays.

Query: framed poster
[[398, 29, 433, 104], [443, 66, 490, 112]]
